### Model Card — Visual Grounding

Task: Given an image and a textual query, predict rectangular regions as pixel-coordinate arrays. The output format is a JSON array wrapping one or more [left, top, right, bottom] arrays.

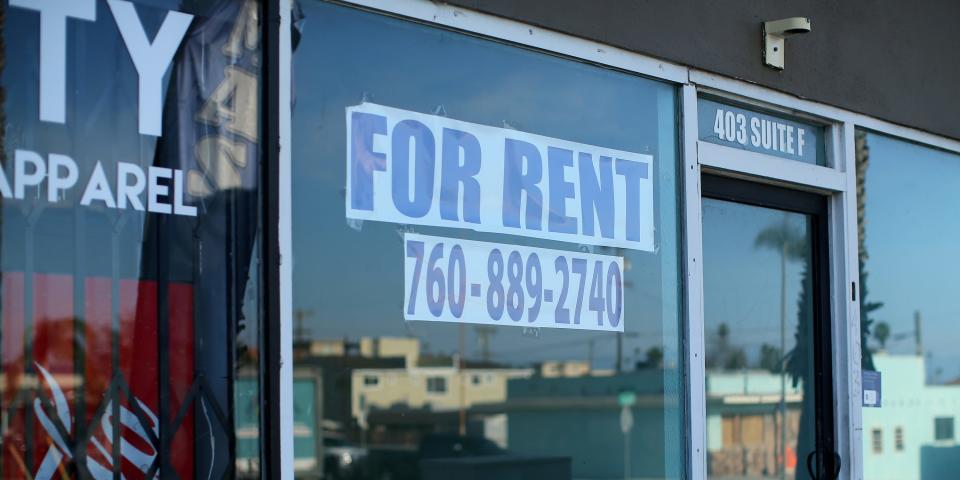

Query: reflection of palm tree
[[873, 321, 890, 350], [755, 217, 806, 480], [761, 224, 819, 480], [787, 257, 816, 480], [755, 218, 807, 371], [856, 131, 883, 370]]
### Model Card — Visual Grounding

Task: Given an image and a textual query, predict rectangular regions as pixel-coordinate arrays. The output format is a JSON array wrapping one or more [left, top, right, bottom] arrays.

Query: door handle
[[806, 450, 842, 480]]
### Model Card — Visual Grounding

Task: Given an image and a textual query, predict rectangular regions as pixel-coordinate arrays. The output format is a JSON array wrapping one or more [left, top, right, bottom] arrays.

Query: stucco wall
[[445, 0, 960, 141]]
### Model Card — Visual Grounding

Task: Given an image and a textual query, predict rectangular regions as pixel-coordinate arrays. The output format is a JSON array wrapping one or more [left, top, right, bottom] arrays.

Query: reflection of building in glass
[[344, 337, 533, 448], [481, 368, 681, 479], [862, 354, 960, 480], [267, 336, 542, 476], [352, 363, 533, 418], [539, 360, 613, 378], [705, 370, 802, 477], [236, 373, 326, 477], [262, 336, 652, 478], [270, 335, 866, 479], [493, 367, 804, 479], [352, 361, 533, 447], [293, 336, 412, 442]]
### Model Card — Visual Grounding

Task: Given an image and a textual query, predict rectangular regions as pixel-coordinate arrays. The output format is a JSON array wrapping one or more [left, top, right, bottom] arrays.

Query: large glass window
[[291, 2, 684, 479], [2, 0, 265, 477], [857, 130, 960, 480]]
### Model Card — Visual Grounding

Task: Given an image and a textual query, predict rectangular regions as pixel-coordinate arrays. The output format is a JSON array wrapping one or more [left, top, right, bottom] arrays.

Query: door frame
[[682, 83, 859, 480], [700, 174, 837, 478]]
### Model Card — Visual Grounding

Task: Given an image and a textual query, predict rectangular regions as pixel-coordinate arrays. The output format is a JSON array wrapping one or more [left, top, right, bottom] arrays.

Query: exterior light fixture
[[763, 17, 812, 70]]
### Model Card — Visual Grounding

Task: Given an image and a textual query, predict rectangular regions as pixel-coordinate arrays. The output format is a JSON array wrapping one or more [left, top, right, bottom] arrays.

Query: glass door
[[701, 175, 838, 480]]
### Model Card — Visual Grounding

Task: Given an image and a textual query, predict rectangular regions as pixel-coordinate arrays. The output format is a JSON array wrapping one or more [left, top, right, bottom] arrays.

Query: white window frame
[[279, 1, 294, 478], [276, 1, 960, 478]]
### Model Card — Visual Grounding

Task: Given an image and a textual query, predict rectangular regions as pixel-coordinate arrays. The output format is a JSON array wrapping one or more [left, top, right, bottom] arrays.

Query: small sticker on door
[[862, 370, 881, 408]]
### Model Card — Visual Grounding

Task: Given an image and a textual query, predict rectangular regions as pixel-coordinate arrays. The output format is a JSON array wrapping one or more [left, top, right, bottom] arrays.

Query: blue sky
[[702, 198, 809, 365]]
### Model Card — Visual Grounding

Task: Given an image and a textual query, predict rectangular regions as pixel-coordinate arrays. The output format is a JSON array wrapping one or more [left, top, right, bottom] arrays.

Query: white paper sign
[[347, 102, 655, 251], [403, 233, 625, 332]]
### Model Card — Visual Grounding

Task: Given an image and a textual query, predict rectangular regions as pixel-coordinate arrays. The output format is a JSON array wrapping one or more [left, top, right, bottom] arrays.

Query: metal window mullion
[[276, 0, 294, 477], [697, 141, 846, 193], [681, 83, 707, 480], [826, 122, 850, 479], [824, 121, 848, 479], [264, 0, 291, 478], [838, 122, 864, 480]]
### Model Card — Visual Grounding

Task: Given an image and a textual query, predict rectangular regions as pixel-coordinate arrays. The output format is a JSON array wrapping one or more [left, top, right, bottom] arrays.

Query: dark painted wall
[[445, 0, 960, 141]]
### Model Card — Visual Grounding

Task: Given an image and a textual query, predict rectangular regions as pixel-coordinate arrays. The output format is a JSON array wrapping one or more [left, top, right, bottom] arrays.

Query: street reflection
[[243, 335, 684, 479]]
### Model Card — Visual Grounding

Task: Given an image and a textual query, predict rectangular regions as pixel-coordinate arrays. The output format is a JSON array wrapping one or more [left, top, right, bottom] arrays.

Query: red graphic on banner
[[1, 273, 195, 479]]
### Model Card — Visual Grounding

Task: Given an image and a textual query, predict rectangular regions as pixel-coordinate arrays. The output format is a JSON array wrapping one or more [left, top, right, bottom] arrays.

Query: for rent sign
[[346, 102, 656, 251]]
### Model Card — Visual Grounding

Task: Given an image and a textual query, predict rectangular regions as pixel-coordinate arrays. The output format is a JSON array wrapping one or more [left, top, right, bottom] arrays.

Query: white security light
[[763, 17, 812, 70]]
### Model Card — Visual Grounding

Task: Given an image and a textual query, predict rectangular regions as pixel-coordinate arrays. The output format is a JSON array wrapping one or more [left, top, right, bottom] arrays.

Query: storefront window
[[2, 0, 264, 477], [291, 2, 684, 479], [857, 131, 960, 479]]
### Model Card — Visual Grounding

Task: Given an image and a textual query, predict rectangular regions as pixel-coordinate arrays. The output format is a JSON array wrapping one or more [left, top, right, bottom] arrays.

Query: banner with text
[[347, 103, 655, 251]]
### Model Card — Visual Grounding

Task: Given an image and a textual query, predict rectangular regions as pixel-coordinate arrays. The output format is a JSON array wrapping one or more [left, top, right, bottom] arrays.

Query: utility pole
[[459, 323, 466, 435], [914, 310, 923, 356], [616, 333, 623, 373], [588, 338, 595, 373], [475, 326, 496, 363], [293, 308, 313, 344]]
